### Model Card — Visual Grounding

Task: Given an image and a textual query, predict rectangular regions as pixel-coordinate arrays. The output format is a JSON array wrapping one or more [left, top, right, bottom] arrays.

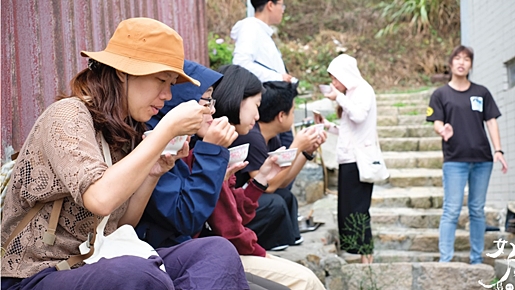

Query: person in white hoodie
[[231, 0, 294, 83], [314, 54, 377, 264]]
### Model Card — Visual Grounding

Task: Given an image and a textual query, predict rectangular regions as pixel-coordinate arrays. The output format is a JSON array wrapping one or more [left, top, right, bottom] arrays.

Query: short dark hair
[[212, 65, 264, 125], [448, 45, 474, 67], [251, 0, 277, 12], [448, 45, 474, 79], [258, 81, 298, 123]]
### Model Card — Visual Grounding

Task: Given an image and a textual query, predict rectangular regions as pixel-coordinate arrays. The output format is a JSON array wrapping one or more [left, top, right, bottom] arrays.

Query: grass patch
[[379, 86, 432, 94]]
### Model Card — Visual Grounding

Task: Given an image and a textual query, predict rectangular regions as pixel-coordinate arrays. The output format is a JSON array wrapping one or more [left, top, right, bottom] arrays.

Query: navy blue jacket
[[136, 61, 225, 247]]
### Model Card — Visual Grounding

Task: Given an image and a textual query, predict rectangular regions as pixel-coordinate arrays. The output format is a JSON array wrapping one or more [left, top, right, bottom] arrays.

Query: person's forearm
[[433, 120, 444, 135], [83, 127, 178, 217], [265, 152, 307, 192], [486, 118, 502, 150], [118, 175, 160, 227]]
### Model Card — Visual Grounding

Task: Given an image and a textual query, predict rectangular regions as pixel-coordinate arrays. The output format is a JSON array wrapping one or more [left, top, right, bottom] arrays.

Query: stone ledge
[[338, 262, 494, 290]]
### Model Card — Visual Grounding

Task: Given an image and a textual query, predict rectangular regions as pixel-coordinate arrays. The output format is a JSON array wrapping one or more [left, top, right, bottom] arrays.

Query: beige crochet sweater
[[1, 98, 128, 278]]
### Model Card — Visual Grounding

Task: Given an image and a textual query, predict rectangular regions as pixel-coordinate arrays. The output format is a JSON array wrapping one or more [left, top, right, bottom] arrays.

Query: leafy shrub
[[208, 33, 234, 70], [280, 31, 345, 96], [375, 0, 460, 37]]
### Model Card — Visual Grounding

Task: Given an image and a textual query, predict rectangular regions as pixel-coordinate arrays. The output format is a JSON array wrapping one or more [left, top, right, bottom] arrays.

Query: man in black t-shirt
[[231, 81, 326, 251]]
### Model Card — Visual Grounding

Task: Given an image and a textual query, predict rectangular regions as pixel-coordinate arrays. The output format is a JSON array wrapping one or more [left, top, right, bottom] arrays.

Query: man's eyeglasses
[[200, 97, 216, 110], [276, 1, 286, 11]]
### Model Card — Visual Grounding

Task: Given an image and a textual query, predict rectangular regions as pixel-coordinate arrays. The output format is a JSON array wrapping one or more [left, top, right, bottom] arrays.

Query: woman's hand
[[313, 112, 325, 125], [203, 117, 238, 148], [324, 84, 338, 100], [162, 100, 211, 136], [224, 161, 249, 181], [145, 136, 190, 177]]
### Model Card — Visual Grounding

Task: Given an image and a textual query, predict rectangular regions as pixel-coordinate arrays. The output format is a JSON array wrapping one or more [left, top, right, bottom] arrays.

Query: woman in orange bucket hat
[[1, 18, 249, 290]]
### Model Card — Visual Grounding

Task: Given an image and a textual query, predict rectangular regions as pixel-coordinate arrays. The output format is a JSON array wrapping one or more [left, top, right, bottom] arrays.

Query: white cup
[[144, 130, 188, 155], [267, 148, 298, 167], [228, 143, 249, 166], [309, 124, 325, 135], [319, 84, 332, 95]]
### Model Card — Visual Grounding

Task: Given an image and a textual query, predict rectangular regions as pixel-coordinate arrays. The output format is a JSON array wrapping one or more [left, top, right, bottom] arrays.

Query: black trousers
[[337, 162, 374, 254], [245, 189, 300, 250]]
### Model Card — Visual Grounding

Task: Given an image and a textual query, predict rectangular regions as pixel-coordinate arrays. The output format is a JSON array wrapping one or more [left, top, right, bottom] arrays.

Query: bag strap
[[56, 133, 112, 270], [1, 133, 112, 271]]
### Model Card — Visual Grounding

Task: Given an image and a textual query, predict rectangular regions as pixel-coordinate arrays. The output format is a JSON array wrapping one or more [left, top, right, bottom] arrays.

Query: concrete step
[[379, 137, 441, 152], [377, 105, 428, 116], [372, 186, 446, 209], [366, 250, 510, 267], [376, 99, 429, 107], [372, 227, 515, 252], [330, 260, 494, 290], [377, 125, 435, 138], [387, 168, 442, 187], [383, 151, 443, 169], [496, 259, 515, 285], [377, 115, 430, 126], [376, 89, 433, 101], [370, 207, 502, 230]]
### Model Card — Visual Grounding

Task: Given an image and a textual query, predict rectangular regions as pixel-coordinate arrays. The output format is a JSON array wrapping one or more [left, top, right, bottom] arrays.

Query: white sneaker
[[269, 244, 289, 251], [294, 236, 304, 245]]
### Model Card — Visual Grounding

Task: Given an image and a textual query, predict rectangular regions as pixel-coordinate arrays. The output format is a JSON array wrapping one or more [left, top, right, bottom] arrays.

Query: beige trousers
[[240, 254, 326, 290]]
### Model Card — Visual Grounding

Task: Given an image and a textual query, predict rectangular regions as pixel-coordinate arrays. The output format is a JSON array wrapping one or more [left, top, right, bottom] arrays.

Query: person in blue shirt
[[136, 61, 238, 247], [137, 61, 292, 290]]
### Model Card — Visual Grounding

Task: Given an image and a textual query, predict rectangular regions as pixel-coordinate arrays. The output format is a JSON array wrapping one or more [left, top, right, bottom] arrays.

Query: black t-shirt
[[231, 123, 281, 188], [426, 82, 501, 162]]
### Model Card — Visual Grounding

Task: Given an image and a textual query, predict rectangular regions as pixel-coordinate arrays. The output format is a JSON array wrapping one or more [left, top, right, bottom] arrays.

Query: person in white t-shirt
[[231, 0, 294, 83]]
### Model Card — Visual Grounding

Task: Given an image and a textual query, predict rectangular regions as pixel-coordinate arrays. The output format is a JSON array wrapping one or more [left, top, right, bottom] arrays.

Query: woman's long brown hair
[[57, 64, 144, 151], [336, 106, 343, 119]]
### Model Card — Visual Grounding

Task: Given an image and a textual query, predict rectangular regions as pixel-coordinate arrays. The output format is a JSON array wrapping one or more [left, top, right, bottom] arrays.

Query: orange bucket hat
[[81, 17, 199, 86]]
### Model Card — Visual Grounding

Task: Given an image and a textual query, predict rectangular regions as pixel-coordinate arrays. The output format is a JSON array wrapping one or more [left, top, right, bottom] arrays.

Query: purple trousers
[[2, 236, 249, 290]]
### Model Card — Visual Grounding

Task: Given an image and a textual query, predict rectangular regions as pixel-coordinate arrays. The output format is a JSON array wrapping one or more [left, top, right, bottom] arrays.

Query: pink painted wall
[[1, 0, 208, 160]]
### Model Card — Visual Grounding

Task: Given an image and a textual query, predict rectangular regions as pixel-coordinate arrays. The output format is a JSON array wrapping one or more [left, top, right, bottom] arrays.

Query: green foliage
[[392, 102, 407, 107], [280, 38, 339, 94], [208, 33, 234, 70], [325, 112, 338, 122], [206, 0, 460, 94], [340, 213, 374, 255], [375, 0, 460, 37], [403, 110, 420, 115], [297, 79, 314, 95]]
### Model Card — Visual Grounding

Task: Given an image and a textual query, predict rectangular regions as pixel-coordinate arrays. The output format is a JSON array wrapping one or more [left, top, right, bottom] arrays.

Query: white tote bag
[[78, 215, 161, 267], [354, 143, 389, 183], [78, 134, 164, 271]]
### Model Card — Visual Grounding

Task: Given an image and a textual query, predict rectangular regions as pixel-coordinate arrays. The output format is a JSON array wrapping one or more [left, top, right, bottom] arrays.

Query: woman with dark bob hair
[[1, 18, 249, 290], [212, 64, 265, 134]]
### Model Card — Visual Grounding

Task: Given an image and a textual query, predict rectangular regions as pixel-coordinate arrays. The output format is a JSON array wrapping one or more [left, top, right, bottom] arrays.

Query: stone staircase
[[288, 89, 514, 289]]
